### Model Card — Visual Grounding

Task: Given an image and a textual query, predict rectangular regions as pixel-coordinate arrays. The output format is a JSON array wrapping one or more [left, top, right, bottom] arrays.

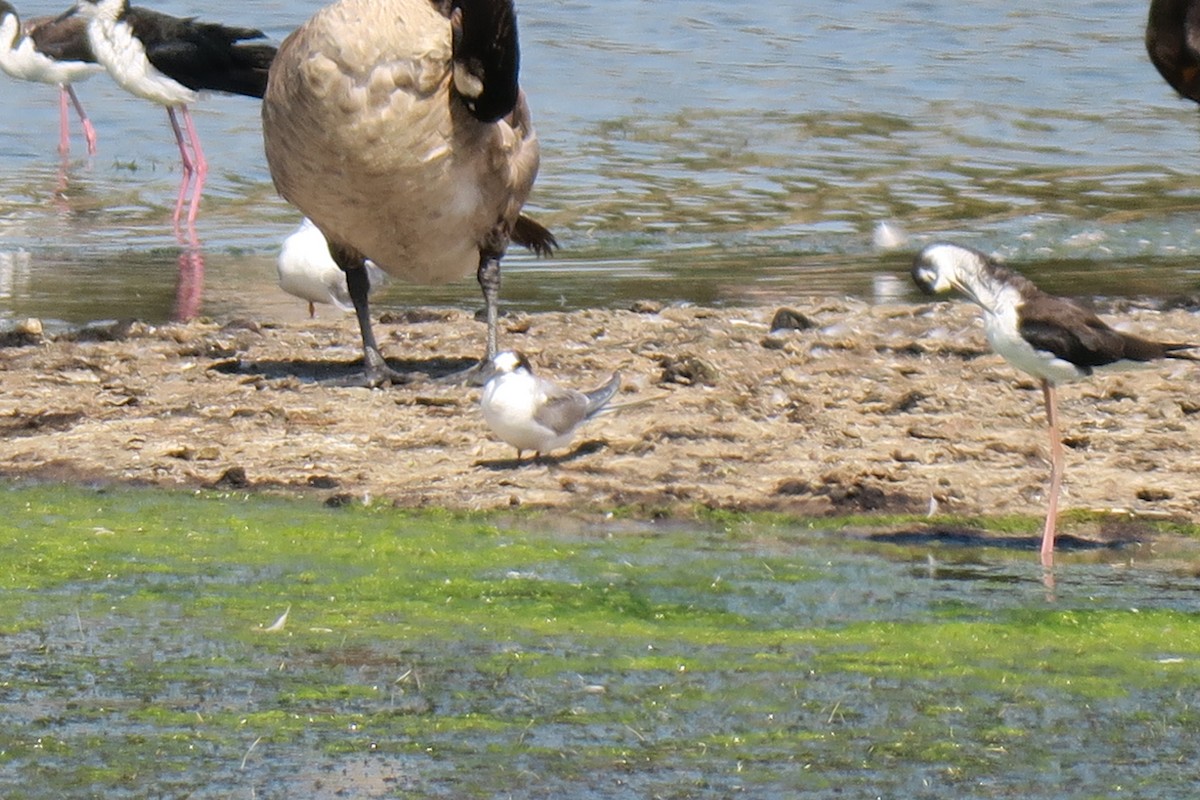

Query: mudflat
[[2, 299, 1198, 531]]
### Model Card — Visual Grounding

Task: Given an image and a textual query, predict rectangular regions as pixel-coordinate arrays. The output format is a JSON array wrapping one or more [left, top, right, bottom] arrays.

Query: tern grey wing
[[533, 385, 590, 436], [582, 372, 620, 418]]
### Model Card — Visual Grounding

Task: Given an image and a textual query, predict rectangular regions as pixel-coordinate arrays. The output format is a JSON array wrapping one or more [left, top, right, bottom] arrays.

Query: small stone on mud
[[69, 319, 143, 342], [888, 390, 926, 413], [504, 317, 533, 334], [380, 308, 456, 324], [658, 355, 718, 386], [630, 299, 664, 314], [1136, 487, 1172, 502], [220, 319, 262, 334], [773, 478, 812, 496], [760, 335, 784, 350], [210, 466, 250, 490], [769, 308, 814, 332], [16, 318, 43, 337], [165, 445, 194, 460], [324, 493, 355, 508], [907, 426, 948, 441], [307, 475, 339, 489], [0, 322, 44, 347]]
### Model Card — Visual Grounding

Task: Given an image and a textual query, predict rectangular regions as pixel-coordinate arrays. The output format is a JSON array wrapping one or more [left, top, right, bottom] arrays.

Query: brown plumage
[[262, 0, 555, 386], [26, 8, 93, 64], [1147, 0, 1200, 103], [1016, 291, 1197, 374], [0, 1, 104, 154]]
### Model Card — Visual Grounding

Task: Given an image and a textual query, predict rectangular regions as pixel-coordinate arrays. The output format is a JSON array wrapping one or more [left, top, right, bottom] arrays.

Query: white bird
[[480, 350, 621, 460], [262, 0, 555, 387], [277, 219, 389, 317], [0, 1, 105, 155], [912, 242, 1198, 567]]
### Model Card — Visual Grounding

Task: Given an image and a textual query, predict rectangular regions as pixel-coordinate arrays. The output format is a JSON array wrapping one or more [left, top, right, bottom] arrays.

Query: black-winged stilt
[[67, 0, 275, 226], [0, 1, 104, 155], [911, 242, 1198, 567]]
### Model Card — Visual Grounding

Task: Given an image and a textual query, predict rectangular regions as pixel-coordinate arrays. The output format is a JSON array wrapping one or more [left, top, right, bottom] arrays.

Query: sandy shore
[[2, 299, 1198, 535]]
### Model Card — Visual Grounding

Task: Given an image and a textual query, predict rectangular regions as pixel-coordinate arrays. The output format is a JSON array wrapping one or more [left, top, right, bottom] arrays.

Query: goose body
[[262, 0, 554, 385], [1146, 0, 1200, 103]]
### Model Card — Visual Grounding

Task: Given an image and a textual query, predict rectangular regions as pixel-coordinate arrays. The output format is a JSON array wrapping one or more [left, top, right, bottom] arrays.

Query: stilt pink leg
[[57, 87, 71, 156], [64, 85, 97, 155], [172, 218, 203, 321], [1040, 380, 1064, 568], [167, 107, 195, 227], [179, 106, 207, 227], [172, 241, 205, 321]]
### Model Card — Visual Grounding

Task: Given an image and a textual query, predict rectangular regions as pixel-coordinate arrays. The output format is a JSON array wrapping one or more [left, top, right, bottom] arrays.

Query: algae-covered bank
[[4, 484, 1200, 798]]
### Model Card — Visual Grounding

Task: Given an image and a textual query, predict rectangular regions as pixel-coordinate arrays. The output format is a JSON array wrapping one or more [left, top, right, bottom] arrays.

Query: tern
[[480, 350, 621, 461], [911, 242, 1198, 566]]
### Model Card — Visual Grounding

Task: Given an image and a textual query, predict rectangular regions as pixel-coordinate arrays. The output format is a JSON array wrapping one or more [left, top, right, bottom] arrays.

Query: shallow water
[[2, 1, 1200, 328], [5, 485, 1200, 799]]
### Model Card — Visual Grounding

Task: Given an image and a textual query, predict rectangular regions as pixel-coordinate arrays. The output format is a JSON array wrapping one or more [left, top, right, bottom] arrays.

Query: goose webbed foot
[[315, 347, 422, 388], [435, 356, 490, 387]]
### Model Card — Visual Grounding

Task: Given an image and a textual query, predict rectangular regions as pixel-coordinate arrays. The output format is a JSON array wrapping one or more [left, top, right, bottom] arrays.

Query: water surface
[[5, 485, 1200, 798], [1, 1, 1199, 325]]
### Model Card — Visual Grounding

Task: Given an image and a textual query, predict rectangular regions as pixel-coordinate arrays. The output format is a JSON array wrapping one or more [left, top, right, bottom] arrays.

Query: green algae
[[3, 483, 1200, 798]]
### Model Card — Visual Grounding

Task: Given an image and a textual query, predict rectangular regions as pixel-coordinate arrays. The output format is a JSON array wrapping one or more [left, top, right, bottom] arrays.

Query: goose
[[1146, 0, 1200, 103], [66, 0, 276, 226], [0, 1, 104, 155], [480, 350, 620, 461], [277, 218, 389, 317], [911, 242, 1198, 567], [262, 0, 555, 387]]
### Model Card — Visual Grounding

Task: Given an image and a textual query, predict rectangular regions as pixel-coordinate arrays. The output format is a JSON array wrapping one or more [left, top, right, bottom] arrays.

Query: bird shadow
[[867, 527, 1135, 553], [209, 355, 479, 385], [475, 440, 607, 470]]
